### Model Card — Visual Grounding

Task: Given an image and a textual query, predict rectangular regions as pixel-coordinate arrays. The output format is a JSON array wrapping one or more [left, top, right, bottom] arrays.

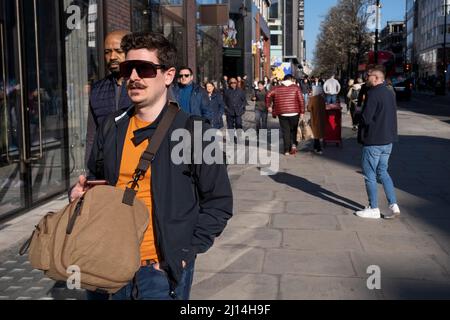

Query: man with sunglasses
[[223, 77, 247, 130], [70, 32, 233, 300], [85, 30, 133, 167], [171, 67, 211, 121]]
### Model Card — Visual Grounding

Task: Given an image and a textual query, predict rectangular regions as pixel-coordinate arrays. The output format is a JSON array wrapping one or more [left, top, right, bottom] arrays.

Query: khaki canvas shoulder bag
[[19, 103, 180, 294]]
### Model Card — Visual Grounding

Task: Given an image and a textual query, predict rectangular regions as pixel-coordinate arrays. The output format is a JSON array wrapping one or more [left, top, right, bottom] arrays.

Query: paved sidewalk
[[1, 102, 450, 300], [191, 103, 450, 300]]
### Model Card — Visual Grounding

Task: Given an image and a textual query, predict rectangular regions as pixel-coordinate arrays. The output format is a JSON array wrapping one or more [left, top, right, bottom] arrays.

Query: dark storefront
[[223, 13, 245, 78], [0, 0, 102, 220], [0, 0, 227, 220]]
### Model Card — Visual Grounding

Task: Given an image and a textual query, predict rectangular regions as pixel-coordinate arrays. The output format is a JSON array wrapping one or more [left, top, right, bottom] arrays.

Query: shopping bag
[[297, 123, 304, 142], [300, 120, 314, 141]]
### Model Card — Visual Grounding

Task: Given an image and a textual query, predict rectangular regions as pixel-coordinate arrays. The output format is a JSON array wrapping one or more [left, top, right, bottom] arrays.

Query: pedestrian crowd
[[21, 29, 402, 302]]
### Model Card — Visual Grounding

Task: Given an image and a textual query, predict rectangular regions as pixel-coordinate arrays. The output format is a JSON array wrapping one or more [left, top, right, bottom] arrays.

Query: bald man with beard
[[85, 30, 133, 167]]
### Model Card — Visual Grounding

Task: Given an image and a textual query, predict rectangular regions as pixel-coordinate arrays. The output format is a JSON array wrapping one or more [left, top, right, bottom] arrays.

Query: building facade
[[251, 0, 272, 83], [405, 0, 417, 71], [221, 0, 272, 86], [0, 0, 233, 220], [413, 0, 450, 77], [268, 0, 304, 80], [380, 21, 406, 74], [1, 0, 104, 220]]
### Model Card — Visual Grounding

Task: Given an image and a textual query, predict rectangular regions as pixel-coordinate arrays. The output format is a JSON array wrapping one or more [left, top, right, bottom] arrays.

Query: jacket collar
[[114, 100, 180, 146]]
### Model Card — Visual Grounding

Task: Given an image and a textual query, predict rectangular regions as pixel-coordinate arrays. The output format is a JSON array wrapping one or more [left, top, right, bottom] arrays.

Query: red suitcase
[[324, 103, 343, 147]]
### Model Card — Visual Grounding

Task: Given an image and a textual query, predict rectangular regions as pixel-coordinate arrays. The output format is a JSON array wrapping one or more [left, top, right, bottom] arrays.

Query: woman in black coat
[[206, 82, 225, 129]]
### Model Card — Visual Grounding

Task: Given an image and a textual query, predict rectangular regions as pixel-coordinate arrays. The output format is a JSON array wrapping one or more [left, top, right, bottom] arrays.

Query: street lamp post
[[375, 0, 381, 64], [444, 0, 448, 94]]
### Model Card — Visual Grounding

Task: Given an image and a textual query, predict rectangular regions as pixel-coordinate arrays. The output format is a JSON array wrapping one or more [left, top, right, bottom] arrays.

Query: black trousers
[[279, 115, 300, 153], [314, 139, 322, 152], [349, 100, 358, 126], [226, 114, 243, 130]]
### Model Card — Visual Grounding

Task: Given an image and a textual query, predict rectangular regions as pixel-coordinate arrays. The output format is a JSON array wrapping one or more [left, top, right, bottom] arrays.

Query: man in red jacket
[[266, 74, 305, 155]]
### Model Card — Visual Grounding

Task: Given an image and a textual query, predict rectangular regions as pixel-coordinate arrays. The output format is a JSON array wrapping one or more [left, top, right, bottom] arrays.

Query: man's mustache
[[128, 82, 147, 90]]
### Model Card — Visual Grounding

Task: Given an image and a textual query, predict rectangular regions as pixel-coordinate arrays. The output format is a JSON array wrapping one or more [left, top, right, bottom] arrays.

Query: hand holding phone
[[70, 179, 108, 203], [86, 180, 109, 186]]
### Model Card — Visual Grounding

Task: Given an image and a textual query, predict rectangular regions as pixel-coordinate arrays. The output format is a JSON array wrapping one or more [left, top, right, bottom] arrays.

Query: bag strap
[[123, 102, 180, 206]]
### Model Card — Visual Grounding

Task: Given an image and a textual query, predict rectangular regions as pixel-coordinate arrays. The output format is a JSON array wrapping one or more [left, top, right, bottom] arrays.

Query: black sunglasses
[[179, 74, 192, 78], [119, 60, 167, 79]]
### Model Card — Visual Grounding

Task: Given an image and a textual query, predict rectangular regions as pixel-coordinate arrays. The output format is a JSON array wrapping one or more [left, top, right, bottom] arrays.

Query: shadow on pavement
[[48, 281, 86, 300], [308, 126, 450, 298], [269, 172, 365, 212], [399, 94, 450, 125]]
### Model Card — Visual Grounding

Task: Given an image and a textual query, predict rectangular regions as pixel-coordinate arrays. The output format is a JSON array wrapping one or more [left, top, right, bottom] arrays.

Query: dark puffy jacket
[[171, 83, 211, 120], [88, 103, 233, 294], [86, 74, 133, 165], [207, 91, 225, 129], [266, 82, 305, 116], [359, 84, 398, 146], [299, 81, 311, 94], [253, 89, 268, 111], [223, 88, 247, 116]]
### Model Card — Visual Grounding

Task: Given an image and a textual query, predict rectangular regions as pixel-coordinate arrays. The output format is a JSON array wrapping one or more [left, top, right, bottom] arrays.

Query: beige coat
[[307, 95, 326, 139]]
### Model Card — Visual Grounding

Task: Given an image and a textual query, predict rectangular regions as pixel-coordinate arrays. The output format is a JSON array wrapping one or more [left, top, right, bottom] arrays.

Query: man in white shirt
[[323, 75, 341, 104]]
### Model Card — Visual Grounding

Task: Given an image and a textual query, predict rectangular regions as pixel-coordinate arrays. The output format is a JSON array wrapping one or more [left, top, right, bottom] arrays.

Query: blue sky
[[305, 0, 406, 63]]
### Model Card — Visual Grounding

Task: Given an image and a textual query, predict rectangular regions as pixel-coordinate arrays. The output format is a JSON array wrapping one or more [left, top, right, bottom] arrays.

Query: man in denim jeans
[[356, 66, 401, 220], [72, 32, 233, 300]]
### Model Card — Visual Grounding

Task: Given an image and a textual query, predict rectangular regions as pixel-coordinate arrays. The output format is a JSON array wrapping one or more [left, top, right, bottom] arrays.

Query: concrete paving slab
[[214, 228, 282, 249], [235, 200, 285, 214], [429, 231, 450, 256], [272, 214, 340, 231], [0, 232, 28, 252], [432, 254, 450, 277], [191, 273, 279, 300], [280, 275, 381, 300], [357, 232, 446, 255], [338, 215, 414, 234], [351, 251, 449, 282], [263, 249, 356, 277], [285, 201, 348, 215], [233, 190, 274, 201], [234, 182, 288, 191], [282, 173, 327, 185], [379, 279, 450, 299], [403, 217, 450, 234], [237, 174, 272, 184], [276, 191, 340, 203], [282, 230, 363, 252], [227, 213, 271, 229], [196, 246, 265, 273]]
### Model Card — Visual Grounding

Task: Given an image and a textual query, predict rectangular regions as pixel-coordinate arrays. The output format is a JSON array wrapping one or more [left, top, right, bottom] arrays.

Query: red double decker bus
[[358, 50, 397, 77], [358, 50, 412, 100]]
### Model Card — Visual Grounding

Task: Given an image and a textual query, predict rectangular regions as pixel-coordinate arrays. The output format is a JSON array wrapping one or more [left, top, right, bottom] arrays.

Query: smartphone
[[86, 180, 109, 186]]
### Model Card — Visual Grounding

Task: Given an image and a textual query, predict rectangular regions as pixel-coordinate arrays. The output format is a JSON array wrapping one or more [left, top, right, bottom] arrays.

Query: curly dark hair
[[121, 32, 177, 69]]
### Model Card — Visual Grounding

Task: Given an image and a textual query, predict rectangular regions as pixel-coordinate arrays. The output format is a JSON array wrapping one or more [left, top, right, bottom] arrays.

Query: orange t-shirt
[[116, 116, 158, 262]]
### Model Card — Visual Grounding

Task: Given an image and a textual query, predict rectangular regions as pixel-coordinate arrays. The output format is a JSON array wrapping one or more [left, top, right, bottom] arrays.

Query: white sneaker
[[385, 204, 401, 219], [355, 207, 381, 219]]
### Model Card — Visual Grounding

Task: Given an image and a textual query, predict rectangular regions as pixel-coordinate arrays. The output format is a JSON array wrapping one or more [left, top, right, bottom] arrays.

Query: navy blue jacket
[[86, 74, 133, 165], [171, 83, 211, 120], [359, 84, 398, 146], [87, 102, 233, 292], [207, 91, 225, 129], [223, 88, 247, 116]]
